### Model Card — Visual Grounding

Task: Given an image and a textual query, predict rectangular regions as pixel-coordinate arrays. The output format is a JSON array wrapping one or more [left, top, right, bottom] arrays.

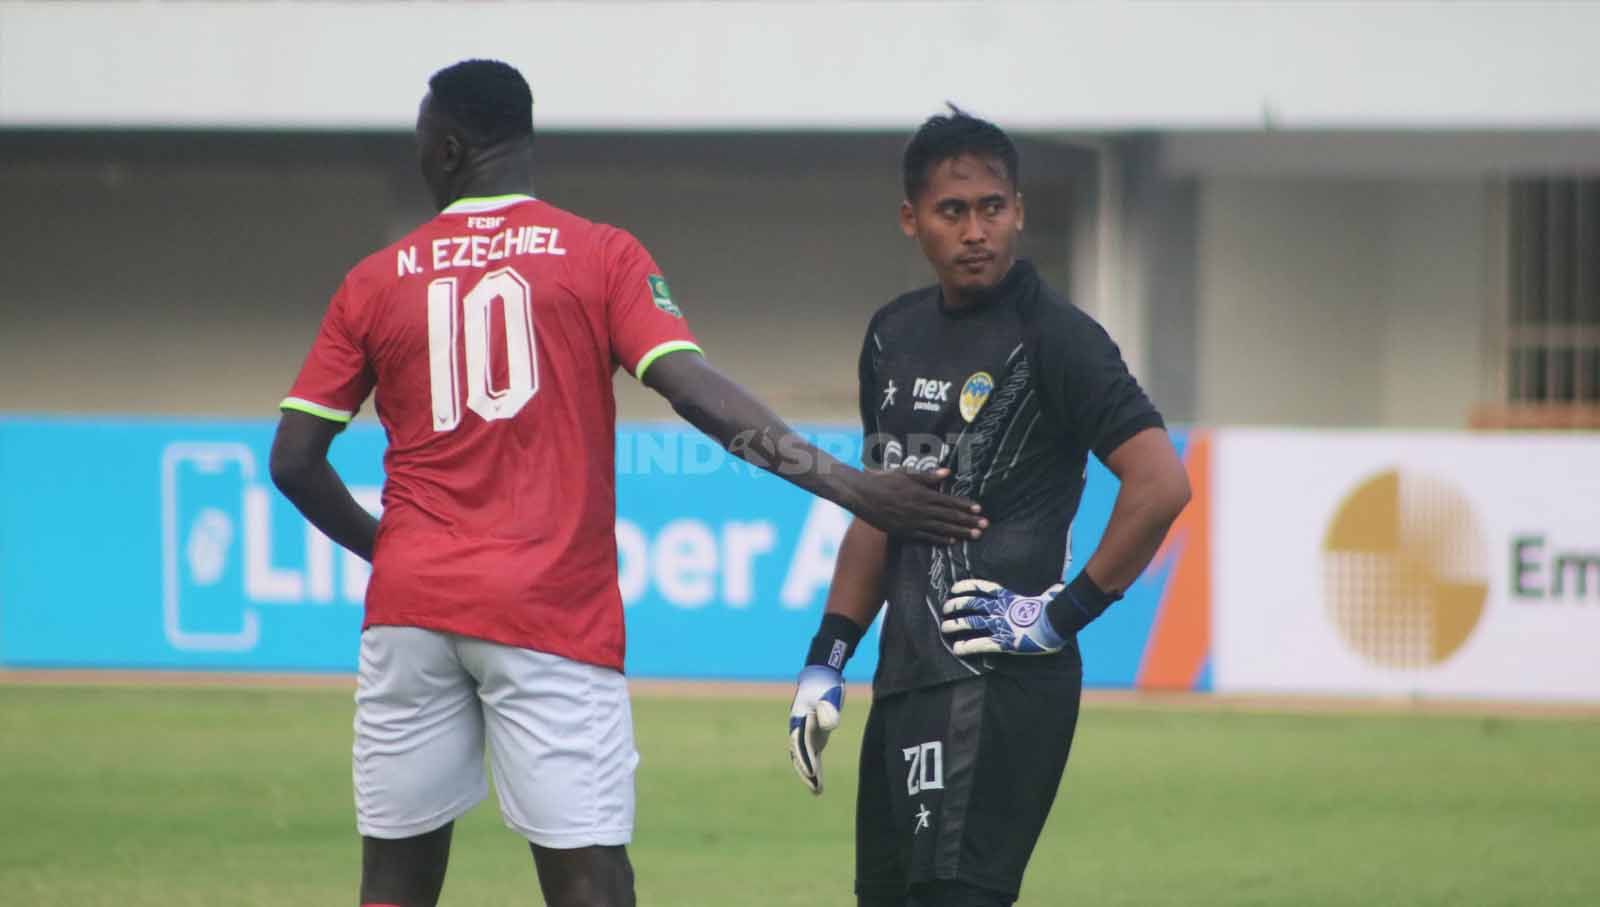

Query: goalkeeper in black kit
[[786, 108, 1192, 906]]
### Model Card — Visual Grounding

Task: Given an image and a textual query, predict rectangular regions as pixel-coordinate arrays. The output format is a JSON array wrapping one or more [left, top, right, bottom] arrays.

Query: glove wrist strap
[[1046, 572, 1122, 636], [805, 612, 867, 670]]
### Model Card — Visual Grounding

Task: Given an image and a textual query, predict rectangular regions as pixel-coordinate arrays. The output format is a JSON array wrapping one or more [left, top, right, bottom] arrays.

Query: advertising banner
[[1213, 430, 1600, 701], [0, 417, 1206, 687]]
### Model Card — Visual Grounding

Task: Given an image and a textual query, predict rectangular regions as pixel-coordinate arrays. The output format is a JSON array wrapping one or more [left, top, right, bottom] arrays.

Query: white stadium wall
[[1193, 178, 1493, 428], [0, 136, 1545, 429], [0, 133, 1083, 421], [10, 2, 1600, 428], [8, 2, 1600, 130]]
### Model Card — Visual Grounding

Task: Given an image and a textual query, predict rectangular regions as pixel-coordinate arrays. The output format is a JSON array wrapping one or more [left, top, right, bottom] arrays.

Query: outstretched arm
[[641, 349, 985, 545], [269, 410, 379, 562]]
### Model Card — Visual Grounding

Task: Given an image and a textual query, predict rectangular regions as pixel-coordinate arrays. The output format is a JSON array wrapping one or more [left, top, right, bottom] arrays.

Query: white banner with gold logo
[[1213, 430, 1600, 701]]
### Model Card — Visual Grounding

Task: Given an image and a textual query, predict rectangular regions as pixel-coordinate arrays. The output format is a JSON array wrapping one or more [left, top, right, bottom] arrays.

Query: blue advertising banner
[[0, 417, 1202, 687]]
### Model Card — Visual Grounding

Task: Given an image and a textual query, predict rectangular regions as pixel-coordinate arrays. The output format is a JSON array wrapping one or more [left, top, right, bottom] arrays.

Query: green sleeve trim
[[280, 396, 354, 423], [633, 340, 703, 381]]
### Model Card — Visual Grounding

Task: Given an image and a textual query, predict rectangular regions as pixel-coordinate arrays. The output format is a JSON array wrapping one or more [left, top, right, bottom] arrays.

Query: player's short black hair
[[427, 59, 534, 147], [902, 105, 1019, 201]]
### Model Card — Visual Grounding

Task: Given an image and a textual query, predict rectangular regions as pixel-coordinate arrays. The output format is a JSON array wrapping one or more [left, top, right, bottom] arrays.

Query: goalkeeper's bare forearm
[[824, 518, 889, 634], [1079, 427, 1191, 595]]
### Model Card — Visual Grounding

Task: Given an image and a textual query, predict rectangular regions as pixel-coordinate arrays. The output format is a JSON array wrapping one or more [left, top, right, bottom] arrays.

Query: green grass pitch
[[1, 683, 1597, 906]]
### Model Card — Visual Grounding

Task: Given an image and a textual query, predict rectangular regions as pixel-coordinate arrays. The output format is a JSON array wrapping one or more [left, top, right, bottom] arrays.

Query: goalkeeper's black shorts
[[854, 660, 1083, 900]]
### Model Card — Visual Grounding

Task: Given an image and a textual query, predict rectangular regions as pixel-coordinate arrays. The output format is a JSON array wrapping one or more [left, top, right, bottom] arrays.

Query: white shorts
[[353, 626, 638, 848]]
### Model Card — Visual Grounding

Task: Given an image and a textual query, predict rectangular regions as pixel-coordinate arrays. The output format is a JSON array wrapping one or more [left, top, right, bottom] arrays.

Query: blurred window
[[1476, 178, 1600, 428], [1507, 178, 1600, 407]]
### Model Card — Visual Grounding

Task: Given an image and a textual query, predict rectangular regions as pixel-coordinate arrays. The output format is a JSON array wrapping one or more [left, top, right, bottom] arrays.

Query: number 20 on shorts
[[427, 266, 539, 431], [903, 741, 945, 796]]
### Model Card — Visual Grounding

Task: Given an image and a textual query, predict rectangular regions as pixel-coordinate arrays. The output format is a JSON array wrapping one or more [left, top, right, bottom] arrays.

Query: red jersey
[[282, 194, 699, 670]]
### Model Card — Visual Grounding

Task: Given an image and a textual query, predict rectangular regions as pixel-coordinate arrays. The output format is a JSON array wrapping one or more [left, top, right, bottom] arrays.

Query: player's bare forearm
[[825, 518, 889, 630], [642, 350, 986, 545], [269, 411, 379, 562], [1081, 427, 1191, 593], [274, 461, 379, 562], [642, 350, 857, 503]]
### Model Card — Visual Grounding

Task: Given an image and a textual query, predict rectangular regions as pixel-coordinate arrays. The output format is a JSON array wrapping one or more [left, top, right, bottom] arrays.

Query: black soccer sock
[[1044, 571, 1122, 636], [805, 612, 867, 670]]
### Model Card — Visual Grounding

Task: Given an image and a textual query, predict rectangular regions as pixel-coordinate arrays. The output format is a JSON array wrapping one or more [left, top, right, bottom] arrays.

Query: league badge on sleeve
[[959, 371, 994, 422], [647, 274, 683, 318]]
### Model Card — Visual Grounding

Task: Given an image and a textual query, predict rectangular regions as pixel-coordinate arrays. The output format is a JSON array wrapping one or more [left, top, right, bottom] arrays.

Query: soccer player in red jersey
[[268, 60, 986, 907]]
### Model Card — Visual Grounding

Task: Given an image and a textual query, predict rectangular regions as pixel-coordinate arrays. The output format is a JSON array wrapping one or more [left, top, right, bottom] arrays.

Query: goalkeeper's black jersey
[[858, 259, 1164, 698]]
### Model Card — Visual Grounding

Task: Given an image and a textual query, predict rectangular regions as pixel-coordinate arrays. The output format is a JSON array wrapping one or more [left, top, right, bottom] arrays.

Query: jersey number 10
[[427, 267, 539, 431]]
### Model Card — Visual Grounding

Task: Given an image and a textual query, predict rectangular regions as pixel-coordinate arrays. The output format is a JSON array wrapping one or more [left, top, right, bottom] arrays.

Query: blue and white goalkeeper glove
[[788, 665, 844, 795], [940, 579, 1068, 655]]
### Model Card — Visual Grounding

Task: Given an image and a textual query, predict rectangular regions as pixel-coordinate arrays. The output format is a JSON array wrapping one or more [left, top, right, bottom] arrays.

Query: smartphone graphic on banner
[[161, 442, 260, 652]]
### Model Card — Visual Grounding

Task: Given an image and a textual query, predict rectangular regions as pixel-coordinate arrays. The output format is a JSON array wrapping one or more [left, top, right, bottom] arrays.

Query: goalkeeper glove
[[940, 573, 1119, 656], [788, 612, 865, 795]]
